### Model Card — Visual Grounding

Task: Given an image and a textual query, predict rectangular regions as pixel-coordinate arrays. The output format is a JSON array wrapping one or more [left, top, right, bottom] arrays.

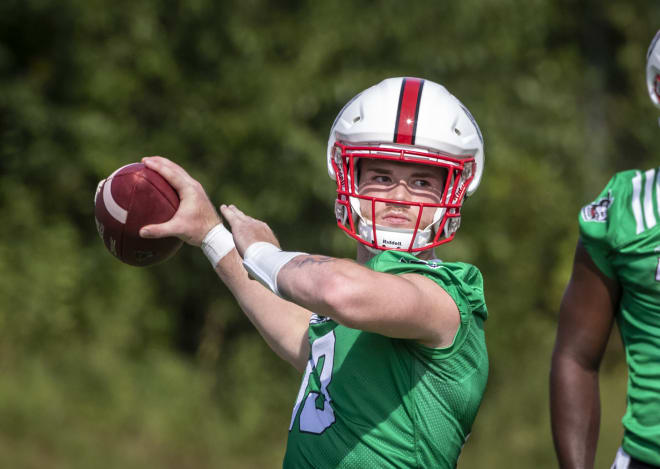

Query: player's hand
[[139, 156, 221, 247], [220, 204, 280, 257]]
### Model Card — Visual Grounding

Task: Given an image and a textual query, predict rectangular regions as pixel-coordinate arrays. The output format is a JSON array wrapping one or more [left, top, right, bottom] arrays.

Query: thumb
[[140, 220, 179, 239]]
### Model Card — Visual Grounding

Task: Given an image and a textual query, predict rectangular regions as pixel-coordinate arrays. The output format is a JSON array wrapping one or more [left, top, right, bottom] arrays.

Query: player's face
[[357, 159, 447, 230]]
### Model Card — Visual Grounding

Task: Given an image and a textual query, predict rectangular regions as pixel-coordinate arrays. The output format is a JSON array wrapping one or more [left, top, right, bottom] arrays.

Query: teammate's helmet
[[327, 77, 484, 253], [647, 30, 660, 109]]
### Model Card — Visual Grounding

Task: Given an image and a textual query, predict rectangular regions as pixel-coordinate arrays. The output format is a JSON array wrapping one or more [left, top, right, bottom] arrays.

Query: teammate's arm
[[139, 156, 311, 372], [222, 205, 460, 349], [550, 240, 620, 469]]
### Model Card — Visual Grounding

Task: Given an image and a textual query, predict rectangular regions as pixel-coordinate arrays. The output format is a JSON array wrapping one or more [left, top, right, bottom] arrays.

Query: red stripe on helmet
[[394, 78, 424, 145]]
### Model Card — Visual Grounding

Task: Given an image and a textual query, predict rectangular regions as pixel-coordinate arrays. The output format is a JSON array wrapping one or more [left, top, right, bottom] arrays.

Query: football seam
[[139, 174, 179, 212]]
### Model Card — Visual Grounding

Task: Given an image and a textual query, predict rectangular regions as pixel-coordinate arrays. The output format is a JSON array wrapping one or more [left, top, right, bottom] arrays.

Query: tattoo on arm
[[279, 255, 336, 303], [289, 255, 336, 268]]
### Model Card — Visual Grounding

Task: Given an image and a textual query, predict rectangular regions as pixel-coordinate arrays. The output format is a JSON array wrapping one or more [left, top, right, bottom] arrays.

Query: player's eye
[[373, 175, 392, 184], [412, 179, 431, 187]]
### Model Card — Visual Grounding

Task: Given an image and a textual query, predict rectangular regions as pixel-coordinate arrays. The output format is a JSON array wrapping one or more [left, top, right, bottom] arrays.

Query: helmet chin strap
[[350, 194, 446, 254], [357, 219, 433, 255]]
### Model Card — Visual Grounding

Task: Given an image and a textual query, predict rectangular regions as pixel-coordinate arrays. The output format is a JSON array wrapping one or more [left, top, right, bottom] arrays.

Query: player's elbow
[[551, 344, 601, 375]]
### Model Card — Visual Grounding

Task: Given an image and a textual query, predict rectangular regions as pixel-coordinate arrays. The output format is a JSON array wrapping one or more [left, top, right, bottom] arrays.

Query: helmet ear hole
[[445, 217, 461, 237], [335, 200, 348, 225]]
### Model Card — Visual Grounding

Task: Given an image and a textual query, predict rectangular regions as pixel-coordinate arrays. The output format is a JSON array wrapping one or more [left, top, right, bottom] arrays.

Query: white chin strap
[[350, 194, 445, 254], [358, 219, 433, 254]]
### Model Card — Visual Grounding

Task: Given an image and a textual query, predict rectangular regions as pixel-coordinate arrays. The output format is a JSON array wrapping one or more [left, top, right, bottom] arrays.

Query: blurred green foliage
[[1, 0, 659, 467]]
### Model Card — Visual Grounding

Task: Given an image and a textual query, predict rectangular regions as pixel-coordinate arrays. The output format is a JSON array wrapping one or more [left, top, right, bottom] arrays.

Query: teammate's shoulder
[[597, 168, 640, 198], [580, 168, 647, 221], [579, 166, 660, 247], [611, 168, 642, 180], [604, 167, 659, 191]]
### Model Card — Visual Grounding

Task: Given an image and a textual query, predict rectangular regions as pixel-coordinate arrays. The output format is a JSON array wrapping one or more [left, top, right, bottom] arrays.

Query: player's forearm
[[550, 353, 601, 469], [215, 250, 311, 372]]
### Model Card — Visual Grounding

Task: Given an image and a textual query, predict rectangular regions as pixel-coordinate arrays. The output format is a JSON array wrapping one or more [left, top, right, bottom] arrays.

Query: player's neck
[[356, 244, 374, 265]]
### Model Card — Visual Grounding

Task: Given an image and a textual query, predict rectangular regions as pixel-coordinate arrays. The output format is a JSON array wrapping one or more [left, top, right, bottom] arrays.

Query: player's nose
[[387, 180, 413, 201]]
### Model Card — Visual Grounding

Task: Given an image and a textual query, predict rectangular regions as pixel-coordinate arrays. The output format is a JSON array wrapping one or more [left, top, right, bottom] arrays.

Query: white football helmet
[[327, 77, 484, 254], [647, 30, 660, 109]]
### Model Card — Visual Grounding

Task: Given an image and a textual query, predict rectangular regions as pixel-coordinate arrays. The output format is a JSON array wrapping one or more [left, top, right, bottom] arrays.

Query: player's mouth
[[379, 211, 412, 227]]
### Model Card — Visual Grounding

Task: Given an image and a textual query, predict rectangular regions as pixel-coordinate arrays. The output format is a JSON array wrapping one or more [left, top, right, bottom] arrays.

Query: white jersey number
[[289, 331, 336, 434]]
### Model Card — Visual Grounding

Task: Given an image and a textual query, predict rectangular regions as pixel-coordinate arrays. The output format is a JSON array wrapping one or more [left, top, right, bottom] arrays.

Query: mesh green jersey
[[283, 250, 489, 469], [579, 168, 660, 465]]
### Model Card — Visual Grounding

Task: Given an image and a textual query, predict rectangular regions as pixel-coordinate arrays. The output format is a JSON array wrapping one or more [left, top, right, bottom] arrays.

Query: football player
[[140, 77, 488, 468], [550, 31, 660, 469]]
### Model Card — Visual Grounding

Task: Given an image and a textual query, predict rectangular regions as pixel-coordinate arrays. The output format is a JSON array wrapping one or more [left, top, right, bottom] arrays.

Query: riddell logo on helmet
[[382, 239, 403, 247]]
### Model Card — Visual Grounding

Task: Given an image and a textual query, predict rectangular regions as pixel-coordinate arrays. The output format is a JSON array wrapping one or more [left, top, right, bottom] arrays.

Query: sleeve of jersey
[[577, 173, 621, 279], [423, 262, 488, 324]]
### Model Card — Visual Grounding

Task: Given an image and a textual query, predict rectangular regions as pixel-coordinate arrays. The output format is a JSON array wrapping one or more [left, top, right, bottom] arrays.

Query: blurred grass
[[0, 336, 627, 468], [460, 328, 626, 467], [0, 342, 298, 469]]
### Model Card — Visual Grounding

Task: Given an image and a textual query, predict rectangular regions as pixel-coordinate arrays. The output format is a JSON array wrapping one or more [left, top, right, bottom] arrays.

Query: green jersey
[[283, 251, 489, 468], [579, 168, 660, 465]]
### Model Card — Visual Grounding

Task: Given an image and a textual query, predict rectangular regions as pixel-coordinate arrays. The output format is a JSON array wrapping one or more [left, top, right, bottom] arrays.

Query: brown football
[[94, 163, 183, 266]]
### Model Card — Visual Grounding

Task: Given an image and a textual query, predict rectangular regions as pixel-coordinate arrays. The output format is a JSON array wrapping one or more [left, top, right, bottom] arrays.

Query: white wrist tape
[[202, 224, 235, 267], [242, 242, 306, 296]]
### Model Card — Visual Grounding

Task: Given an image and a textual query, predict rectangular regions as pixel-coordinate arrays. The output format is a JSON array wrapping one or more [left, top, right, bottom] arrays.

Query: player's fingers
[[220, 205, 252, 235], [219, 204, 238, 227], [220, 204, 249, 221], [142, 156, 192, 191], [142, 155, 182, 171]]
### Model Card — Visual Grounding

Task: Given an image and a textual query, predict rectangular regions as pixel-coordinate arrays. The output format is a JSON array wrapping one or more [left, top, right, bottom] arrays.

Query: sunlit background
[[1, 0, 659, 467]]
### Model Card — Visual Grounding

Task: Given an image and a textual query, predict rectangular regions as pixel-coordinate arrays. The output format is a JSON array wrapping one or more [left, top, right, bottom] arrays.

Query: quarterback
[[550, 31, 660, 469], [140, 77, 488, 468]]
